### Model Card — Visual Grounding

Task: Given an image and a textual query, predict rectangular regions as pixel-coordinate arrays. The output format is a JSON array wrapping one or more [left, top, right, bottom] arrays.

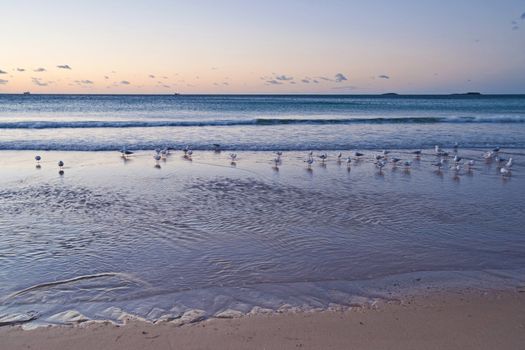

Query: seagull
[[493, 146, 500, 153], [346, 157, 352, 167], [272, 157, 280, 168], [187, 149, 193, 158], [318, 153, 328, 163], [506, 158, 513, 169], [182, 145, 189, 156], [229, 153, 237, 163], [153, 154, 161, 162], [453, 142, 459, 152], [453, 155, 462, 164], [375, 154, 385, 161], [274, 151, 282, 163], [412, 150, 422, 156], [434, 145, 442, 155], [404, 160, 412, 168], [58, 160, 64, 169], [355, 152, 364, 158], [35, 155, 41, 163], [120, 148, 134, 158], [337, 152, 342, 162], [305, 157, 314, 169], [500, 167, 511, 177], [376, 159, 387, 170], [377, 159, 387, 171], [483, 151, 494, 160], [391, 157, 401, 165], [467, 159, 475, 168], [432, 159, 445, 170], [382, 150, 390, 157]]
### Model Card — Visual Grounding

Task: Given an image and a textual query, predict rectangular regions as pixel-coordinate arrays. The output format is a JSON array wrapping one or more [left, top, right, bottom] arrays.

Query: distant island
[[381, 93, 399, 96], [450, 92, 482, 96]]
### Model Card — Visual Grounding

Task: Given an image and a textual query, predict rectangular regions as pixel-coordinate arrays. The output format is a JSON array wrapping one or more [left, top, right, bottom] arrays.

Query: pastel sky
[[0, 0, 524, 94]]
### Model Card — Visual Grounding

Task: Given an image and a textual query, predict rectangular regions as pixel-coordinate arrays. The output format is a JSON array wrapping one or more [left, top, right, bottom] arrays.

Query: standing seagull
[[229, 153, 237, 164], [58, 160, 64, 175], [305, 157, 314, 169], [337, 152, 343, 163], [506, 158, 513, 169], [318, 153, 328, 163]]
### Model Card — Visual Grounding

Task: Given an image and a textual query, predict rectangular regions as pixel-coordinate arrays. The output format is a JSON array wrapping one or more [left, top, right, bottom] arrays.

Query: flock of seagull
[[32, 143, 514, 177]]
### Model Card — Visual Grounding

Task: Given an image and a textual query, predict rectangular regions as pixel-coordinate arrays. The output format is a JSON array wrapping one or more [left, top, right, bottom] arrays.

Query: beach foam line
[[1, 272, 150, 304], [0, 116, 524, 129]]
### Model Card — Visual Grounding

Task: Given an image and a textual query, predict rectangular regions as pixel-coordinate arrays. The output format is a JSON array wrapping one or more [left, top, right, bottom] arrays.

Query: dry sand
[[1, 290, 524, 350]]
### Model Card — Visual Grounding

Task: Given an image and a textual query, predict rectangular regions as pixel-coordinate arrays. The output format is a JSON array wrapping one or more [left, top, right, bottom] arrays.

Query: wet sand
[[1, 290, 524, 350]]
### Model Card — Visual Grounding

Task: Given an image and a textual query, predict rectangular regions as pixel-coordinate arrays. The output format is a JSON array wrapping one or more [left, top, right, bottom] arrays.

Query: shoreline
[[2, 290, 524, 350]]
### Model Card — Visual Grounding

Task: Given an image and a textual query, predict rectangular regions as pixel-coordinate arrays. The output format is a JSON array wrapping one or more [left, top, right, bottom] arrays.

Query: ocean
[[0, 94, 524, 327], [0, 94, 524, 151]]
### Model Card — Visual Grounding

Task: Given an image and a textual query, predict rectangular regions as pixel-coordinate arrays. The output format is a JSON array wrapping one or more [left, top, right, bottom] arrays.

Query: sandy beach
[[1, 290, 524, 350]]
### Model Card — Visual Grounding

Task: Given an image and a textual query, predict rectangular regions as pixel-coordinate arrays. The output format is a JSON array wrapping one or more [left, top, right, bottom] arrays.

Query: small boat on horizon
[[23, 91, 31, 95]]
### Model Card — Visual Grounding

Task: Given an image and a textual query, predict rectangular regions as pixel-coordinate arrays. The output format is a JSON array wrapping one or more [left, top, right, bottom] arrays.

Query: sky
[[0, 0, 524, 94]]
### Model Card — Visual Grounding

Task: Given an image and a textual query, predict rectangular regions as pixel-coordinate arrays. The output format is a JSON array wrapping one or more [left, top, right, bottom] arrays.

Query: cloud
[[120, 80, 131, 85], [266, 80, 283, 85], [290, 81, 296, 84], [31, 77, 48, 86], [75, 80, 94, 85], [312, 79, 319, 84], [301, 79, 310, 83], [33, 67, 46, 72], [334, 73, 348, 82], [521, 12, 525, 20], [57, 64, 71, 69], [0, 79, 8, 85], [0, 69, 6, 74], [331, 85, 357, 91], [275, 74, 293, 81], [378, 75, 390, 79], [104, 76, 109, 79], [318, 76, 332, 81], [512, 25, 519, 30], [16, 68, 25, 72], [149, 74, 155, 78]]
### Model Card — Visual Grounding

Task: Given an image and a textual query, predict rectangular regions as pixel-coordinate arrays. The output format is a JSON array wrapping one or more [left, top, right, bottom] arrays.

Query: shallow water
[[0, 149, 524, 325]]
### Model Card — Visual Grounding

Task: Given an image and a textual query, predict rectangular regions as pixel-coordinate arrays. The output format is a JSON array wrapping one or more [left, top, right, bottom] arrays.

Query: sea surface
[[0, 94, 524, 151], [0, 95, 524, 327]]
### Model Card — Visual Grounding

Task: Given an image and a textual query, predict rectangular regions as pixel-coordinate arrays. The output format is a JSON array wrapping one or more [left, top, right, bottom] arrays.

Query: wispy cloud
[[331, 85, 357, 91], [57, 64, 72, 70], [33, 67, 46, 72], [16, 68, 25, 72], [0, 79, 8, 85], [31, 77, 48, 86], [378, 75, 390, 79], [75, 80, 94, 85], [275, 74, 293, 81], [120, 80, 131, 85], [149, 74, 155, 78], [301, 79, 310, 84], [334, 73, 348, 82], [0, 69, 6, 74], [104, 76, 109, 80], [266, 79, 283, 85], [521, 12, 525, 20]]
